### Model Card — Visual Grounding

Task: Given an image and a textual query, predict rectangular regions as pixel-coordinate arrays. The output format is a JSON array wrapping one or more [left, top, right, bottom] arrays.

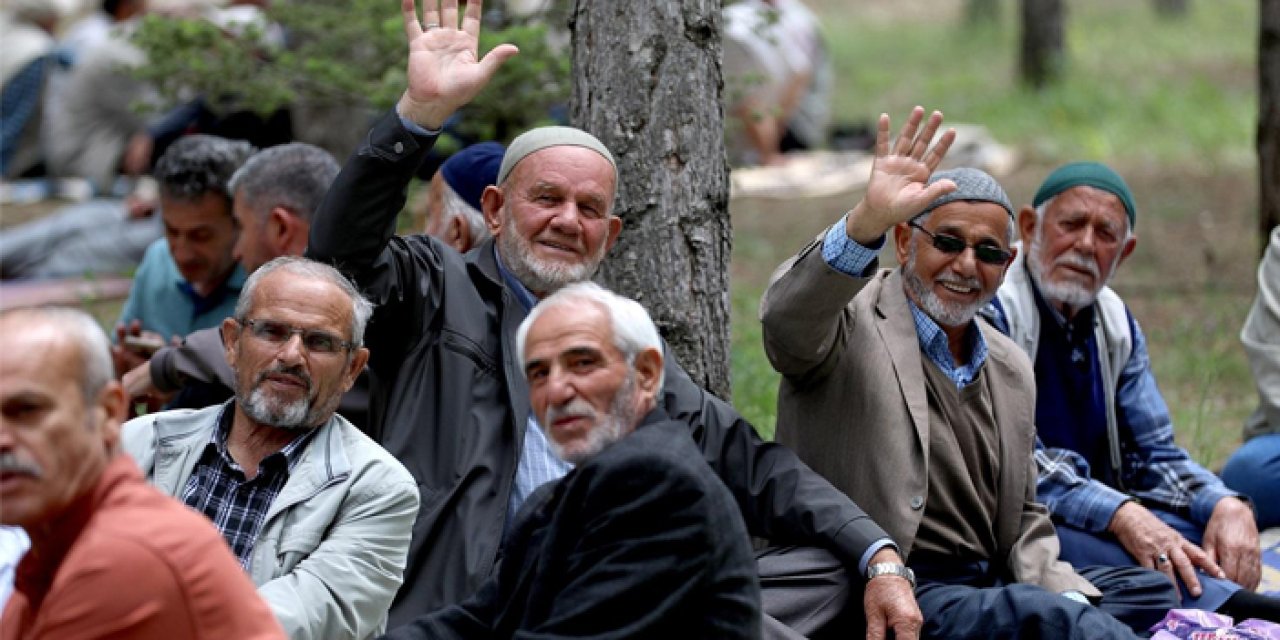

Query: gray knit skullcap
[[919, 167, 1013, 219], [497, 126, 617, 186]]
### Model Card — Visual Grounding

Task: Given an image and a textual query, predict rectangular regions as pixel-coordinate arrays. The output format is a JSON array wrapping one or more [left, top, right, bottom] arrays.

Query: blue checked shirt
[[494, 248, 574, 526], [985, 299, 1240, 532], [181, 407, 317, 569]]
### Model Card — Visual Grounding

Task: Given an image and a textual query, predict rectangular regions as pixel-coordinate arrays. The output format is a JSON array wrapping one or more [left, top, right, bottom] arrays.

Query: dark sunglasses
[[909, 222, 1013, 266], [240, 318, 354, 354]]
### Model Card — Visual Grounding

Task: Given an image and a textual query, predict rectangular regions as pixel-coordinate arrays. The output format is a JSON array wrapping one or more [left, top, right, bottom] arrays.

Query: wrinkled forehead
[[1046, 185, 1129, 226]]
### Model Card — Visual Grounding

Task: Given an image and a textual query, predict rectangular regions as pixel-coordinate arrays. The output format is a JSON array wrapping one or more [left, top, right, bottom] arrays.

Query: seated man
[[985, 161, 1280, 620], [761, 108, 1178, 638], [121, 257, 419, 639], [0, 306, 283, 639], [114, 134, 255, 372], [1223, 225, 1280, 530], [410, 141, 504, 253], [387, 282, 761, 637], [308, 2, 918, 637], [117, 143, 367, 423]]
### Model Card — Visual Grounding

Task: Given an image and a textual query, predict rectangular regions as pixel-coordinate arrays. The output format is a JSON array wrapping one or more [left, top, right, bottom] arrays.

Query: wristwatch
[[866, 563, 916, 588]]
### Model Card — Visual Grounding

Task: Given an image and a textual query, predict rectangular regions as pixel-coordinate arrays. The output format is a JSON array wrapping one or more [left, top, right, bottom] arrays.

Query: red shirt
[[2, 456, 285, 640]]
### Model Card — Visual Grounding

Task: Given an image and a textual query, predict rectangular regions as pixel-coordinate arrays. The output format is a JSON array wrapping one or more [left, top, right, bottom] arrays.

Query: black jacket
[[383, 410, 762, 639], [308, 111, 889, 626]]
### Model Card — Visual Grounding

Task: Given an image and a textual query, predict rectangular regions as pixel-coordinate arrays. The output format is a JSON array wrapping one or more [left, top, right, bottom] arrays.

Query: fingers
[[461, 0, 483, 38], [402, 0, 422, 41], [909, 110, 943, 160], [865, 617, 886, 640], [873, 113, 891, 159], [918, 178, 957, 206], [923, 128, 957, 171], [478, 43, 520, 79], [441, 0, 458, 30], [1184, 540, 1225, 583], [892, 106, 925, 157], [1169, 545, 1202, 598]]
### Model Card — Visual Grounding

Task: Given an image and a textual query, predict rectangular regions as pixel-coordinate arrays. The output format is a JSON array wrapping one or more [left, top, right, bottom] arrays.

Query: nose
[[544, 366, 578, 406], [547, 203, 583, 238], [1074, 225, 1098, 254], [274, 332, 308, 365], [950, 245, 980, 276]]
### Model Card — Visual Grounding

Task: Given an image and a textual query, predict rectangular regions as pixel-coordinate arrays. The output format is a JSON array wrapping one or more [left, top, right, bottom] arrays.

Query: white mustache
[[1053, 250, 1100, 278], [0, 452, 42, 478], [544, 399, 597, 426]]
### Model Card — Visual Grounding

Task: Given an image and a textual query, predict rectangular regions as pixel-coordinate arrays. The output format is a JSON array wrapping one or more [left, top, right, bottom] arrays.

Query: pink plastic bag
[[1149, 609, 1280, 639]]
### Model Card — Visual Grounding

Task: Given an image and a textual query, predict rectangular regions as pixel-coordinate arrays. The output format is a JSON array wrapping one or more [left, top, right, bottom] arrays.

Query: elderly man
[[983, 162, 1280, 621], [121, 257, 419, 639], [411, 141, 504, 253], [0, 306, 284, 639], [306, 1, 916, 637], [761, 109, 1178, 638], [1223, 226, 1280, 529], [113, 134, 255, 374], [117, 143, 363, 420], [387, 282, 761, 637]]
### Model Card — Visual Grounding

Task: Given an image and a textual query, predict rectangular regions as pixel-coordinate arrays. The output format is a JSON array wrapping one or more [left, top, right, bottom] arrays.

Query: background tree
[[966, 0, 1002, 27], [1020, 0, 1065, 88], [569, 0, 733, 398], [1263, 0, 1280, 250]]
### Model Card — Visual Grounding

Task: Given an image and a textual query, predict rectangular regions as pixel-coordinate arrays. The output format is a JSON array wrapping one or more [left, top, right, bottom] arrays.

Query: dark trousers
[[910, 555, 1176, 639], [757, 546, 854, 640]]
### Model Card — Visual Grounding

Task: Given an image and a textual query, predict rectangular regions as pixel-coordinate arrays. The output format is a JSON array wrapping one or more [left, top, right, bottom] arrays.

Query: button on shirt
[[181, 407, 317, 570], [493, 248, 574, 525]]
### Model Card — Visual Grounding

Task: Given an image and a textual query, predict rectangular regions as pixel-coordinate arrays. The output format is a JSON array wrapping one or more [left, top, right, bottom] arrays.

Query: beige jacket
[[760, 239, 1096, 596]]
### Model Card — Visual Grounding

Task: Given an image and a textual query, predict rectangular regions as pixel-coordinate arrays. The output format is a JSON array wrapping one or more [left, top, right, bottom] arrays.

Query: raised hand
[[396, 0, 520, 130], [845, 106, 957, 245]]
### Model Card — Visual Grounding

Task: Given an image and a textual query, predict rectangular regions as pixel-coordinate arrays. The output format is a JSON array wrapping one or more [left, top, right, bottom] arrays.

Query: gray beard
[[497, 207, 606, 295], [1025, 228, 1114, 311], [903, 242, 989, 328], [544, 374, 638, 465]]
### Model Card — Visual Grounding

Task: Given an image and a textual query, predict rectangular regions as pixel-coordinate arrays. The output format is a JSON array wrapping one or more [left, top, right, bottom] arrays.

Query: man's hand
[[864, 548, 922, 640], [1203, 496, 1261, 590], [844, 106, 957, 245], [396, 0, 519, 130], [1107, 500, 1224, 598], [112, 321, 152, 378]]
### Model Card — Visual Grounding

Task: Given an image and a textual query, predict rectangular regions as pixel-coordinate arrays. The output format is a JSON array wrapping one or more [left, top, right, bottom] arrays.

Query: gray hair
[[0, 306, 113, 403], [234, 257, 374, 347], [228, 143, 340, 225], [516, 282, 664, 390], [152, 134, 257, 203], [438, 178, 492, 244]]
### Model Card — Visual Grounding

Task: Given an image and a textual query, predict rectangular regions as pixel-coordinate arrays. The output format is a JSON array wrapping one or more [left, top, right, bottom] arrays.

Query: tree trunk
[[1153, 0, 1190, 19], [1262, 0, 1280, 252], [966, 0, 1002, 26], [1020, 0, 1065, 89], [569, 0, 733, 398]]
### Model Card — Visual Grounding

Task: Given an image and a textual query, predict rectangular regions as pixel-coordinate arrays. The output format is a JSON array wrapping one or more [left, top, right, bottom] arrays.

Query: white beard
[[498, 205, 607, 295], [1026, 226, 1117, 310], [903, 242, 990, 327], [542, 374, 638, 465]]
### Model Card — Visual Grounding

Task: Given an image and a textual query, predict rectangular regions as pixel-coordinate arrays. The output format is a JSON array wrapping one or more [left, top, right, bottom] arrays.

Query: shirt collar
[[906, 297, 988, 386], [493, 245, 538, 312], [204, 403, 319, 475], [175, 264, 246, 317]]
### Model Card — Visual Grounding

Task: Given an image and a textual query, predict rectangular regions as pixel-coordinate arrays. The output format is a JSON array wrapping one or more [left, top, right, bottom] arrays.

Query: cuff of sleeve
[[396, 112, 444, 138], [1061, 590, 1091, 605], [1071, 484, 1134, 533], [1191, 485, 1243, 526], [857, 539, 898, 577], [821, 216, 883, 277]]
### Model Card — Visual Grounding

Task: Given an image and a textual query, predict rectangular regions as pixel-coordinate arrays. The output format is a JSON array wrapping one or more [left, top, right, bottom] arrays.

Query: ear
[[95, 380, 128, 452], [269, 207, 305, 255], [1117, 233, 1138, 267], [446, 215, 470, 253], [892, 221, 912, 265], [481, 185, 505, 236], [1017, 205, 1038, 243], [341, 347, 370, 393], [632, 347, 664, 400], [220, 317, 240, 369], [603, 215, 623, 252]]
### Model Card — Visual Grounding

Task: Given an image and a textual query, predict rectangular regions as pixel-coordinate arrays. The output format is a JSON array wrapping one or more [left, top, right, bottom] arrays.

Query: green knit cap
[[1033, 161, 1137, 229]]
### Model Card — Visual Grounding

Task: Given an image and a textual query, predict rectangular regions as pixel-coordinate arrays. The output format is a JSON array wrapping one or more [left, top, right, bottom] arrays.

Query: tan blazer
[[760, 239, 1096, 596]]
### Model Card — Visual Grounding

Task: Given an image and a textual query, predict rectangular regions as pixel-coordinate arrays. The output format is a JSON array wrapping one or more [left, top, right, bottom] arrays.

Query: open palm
[[860, 107, 958, 232]]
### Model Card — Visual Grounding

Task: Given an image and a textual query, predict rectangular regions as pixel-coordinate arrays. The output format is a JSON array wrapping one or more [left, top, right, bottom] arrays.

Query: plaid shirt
[[181, 408, 317, 569], [986, 301, 1239, 532]]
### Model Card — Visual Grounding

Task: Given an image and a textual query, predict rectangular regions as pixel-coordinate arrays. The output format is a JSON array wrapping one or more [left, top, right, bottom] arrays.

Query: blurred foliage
[[129, 0, 570, 144]]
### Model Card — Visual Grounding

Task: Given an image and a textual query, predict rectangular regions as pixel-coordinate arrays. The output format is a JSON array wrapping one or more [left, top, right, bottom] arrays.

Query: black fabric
[[383, 412, 762, 639], [1219, 589, 1280, 623], [308, 110, 891, 626]]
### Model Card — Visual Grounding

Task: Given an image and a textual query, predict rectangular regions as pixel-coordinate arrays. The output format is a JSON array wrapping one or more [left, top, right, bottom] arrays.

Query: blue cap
[[440, 142, 506, 212]]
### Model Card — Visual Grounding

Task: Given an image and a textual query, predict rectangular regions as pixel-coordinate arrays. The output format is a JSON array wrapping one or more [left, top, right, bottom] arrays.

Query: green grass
[[728, 0, 1263, 467]]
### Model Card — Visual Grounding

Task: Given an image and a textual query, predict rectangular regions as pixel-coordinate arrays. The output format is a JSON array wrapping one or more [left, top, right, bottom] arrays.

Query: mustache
[[937, 273, 981, 289], [1052, 250, 1100, 278], [0, 452, 42, 478], [254, 364, 313, 393], [544, 399, 597, 426]]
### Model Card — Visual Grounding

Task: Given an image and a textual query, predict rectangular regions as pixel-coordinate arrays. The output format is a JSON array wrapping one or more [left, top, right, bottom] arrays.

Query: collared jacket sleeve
[[148, 327, 232, 392], [256, 470, 420, 640]]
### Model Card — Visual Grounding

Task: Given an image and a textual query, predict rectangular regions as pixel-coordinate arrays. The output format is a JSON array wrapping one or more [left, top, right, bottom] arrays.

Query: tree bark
[[966, 0, 1002, 27], [1262, 0, 1280, 252], [1019, 0, 1065, 89], [569, 0, 733, 398]]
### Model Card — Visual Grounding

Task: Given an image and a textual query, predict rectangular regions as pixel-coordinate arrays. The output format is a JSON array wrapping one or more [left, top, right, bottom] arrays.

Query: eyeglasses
[[909, 222, 1013, 266], [240, 318, 354, 354]]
